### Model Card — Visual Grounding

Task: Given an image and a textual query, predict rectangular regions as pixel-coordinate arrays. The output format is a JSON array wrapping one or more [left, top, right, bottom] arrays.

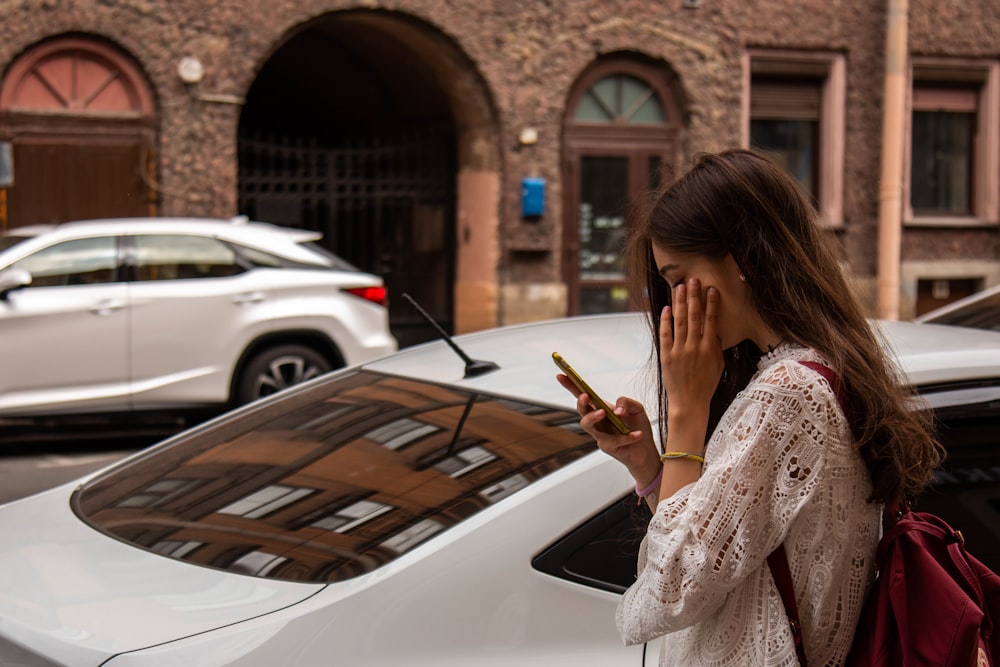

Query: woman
[[557, 149, 943, 666]]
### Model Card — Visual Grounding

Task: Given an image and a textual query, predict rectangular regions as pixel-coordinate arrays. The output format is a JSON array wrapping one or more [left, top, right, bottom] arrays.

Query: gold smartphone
[[552, 351, 630, 435]]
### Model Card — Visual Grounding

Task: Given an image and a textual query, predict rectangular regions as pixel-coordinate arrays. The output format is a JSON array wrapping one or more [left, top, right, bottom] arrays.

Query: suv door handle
[[233, 291, 266, 305], [89, 298, 126, 316]]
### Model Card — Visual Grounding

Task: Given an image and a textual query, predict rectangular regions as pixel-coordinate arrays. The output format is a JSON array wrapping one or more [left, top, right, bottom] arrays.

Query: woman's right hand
[[556, 375, 661, 485]]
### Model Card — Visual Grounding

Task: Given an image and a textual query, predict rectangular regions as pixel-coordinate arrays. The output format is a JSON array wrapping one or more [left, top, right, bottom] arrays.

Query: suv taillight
[[343, 286, 388, 307]]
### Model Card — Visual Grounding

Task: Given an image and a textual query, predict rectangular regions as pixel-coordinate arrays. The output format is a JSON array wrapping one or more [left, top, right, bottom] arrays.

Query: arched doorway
[[238, 12, 498, 348], [0, 36, 156, 230], [562, 56, 681, 315]]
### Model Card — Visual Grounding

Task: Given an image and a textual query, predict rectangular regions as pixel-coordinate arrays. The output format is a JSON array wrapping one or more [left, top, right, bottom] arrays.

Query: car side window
[[532, 494, 650, 593], [11, 237, 119, 287], [134, 234, 243, 281]]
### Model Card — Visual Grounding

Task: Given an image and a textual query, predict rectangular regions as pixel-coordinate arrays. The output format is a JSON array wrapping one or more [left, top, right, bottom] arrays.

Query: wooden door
[[7, 141, 151, 226]]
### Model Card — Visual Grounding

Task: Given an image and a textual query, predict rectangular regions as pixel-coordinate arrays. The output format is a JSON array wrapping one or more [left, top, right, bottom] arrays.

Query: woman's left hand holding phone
[[555, 374, 662, 492]]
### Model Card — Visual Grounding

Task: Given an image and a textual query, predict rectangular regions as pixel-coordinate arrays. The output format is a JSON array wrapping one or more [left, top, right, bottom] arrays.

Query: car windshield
[[73, 370, 595, 583]]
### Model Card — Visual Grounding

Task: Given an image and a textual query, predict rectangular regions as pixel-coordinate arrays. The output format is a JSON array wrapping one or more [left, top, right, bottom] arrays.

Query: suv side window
[[134, 234, 242, 281], [12, 237, 119, 287]]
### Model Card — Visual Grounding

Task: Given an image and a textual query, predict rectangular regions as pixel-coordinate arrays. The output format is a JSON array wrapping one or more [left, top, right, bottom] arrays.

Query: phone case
[[552, 352, 630, 435]]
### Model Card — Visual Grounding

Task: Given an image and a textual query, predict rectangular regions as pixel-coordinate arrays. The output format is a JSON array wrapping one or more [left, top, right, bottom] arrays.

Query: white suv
[[0, 216, 397, 418]]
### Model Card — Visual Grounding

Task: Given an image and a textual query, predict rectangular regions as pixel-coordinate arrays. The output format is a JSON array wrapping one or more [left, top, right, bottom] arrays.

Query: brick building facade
[[1, 0, 997, 343]]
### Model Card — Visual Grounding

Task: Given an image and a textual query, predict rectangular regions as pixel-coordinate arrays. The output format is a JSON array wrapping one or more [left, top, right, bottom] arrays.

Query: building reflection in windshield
[[75, 371, 596, 583]]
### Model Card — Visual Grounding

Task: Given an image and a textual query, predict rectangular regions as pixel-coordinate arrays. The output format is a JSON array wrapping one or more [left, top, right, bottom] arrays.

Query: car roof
[[365, 312, 657, 410], [365, 313, 1000, 410], [0, 216, 331, 266]]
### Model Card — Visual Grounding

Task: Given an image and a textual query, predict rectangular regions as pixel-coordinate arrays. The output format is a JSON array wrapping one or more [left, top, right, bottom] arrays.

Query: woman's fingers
[[672, 282, 687, 345], [556, 373, 582, 399], [659, 304, 673, 354], [703, 286, 720, 348], [686, 279, 703, 341]]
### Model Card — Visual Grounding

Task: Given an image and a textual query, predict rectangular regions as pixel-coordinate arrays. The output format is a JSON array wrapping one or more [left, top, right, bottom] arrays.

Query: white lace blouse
[[618, 345, 881, 666]]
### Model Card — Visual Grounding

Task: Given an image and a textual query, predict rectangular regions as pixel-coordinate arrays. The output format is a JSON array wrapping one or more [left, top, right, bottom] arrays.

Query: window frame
[[742, 49, 846, 228], [905, 59, 1000, 227]]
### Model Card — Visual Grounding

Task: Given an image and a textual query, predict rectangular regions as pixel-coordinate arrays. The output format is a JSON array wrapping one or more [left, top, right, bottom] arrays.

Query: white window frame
[[905, 58, 1000, 227], [742, 49, 846, 228]]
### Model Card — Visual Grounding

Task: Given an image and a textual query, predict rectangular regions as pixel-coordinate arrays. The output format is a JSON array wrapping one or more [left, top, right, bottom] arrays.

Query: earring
[[739, 273, 747, 282]]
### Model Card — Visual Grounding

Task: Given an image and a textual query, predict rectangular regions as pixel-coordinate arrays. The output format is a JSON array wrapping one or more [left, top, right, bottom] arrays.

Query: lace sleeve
[[617, 362, 835, 645]]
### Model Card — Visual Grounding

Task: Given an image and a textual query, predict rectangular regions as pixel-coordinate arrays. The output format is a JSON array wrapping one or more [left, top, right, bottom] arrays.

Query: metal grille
[[240, 134, 449, 260], [238, 133, 455, 346]]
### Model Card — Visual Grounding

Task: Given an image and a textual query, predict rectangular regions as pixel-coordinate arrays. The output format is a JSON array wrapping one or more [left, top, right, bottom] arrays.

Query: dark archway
[[238, 12, 470, 348]]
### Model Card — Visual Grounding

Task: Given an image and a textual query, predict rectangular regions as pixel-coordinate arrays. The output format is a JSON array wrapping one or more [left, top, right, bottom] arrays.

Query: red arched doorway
[[0, 36, 156, 230], [562, 57, 682, 315]]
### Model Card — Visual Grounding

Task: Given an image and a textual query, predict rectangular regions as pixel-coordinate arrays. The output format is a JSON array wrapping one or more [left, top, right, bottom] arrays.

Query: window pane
[[592, 77, 617, 114], [573, 74, 665, 125], [750, 119, 818, 203], [579, 285, 630, 315], [574, 91, 614, 122], [630, 96, 665, 124], [135, 234, 242, 280], [911, 110, 973, 215], [13, 236, 118, 287], [579, 156, 628, 283], [621, 76, 664, 124]]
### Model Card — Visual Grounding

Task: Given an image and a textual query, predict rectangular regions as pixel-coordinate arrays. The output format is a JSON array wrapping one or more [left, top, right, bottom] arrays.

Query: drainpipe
[[877, 0, 908, 320]]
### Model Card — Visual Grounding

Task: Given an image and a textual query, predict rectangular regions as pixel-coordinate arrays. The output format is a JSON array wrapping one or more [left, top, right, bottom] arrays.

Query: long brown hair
[[626, 148, 943, 504]]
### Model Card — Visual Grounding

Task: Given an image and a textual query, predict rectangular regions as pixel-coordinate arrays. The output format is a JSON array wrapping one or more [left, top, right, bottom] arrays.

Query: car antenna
[[402, 293, 500, 378]]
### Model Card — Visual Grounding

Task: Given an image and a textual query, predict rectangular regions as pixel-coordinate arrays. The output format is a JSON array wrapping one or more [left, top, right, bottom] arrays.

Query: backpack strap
[[767, 546, 809, 666], [766, 360, 845, 667]]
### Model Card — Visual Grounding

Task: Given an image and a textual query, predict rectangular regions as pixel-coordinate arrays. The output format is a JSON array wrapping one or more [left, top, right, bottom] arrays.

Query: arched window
[[1, 37, 152, 115], [573, 74, 666, 125]]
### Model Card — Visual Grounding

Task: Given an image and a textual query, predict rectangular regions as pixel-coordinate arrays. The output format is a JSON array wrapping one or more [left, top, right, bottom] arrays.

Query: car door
[[0, 235, 129, 415], [125, 233, 267, 407]]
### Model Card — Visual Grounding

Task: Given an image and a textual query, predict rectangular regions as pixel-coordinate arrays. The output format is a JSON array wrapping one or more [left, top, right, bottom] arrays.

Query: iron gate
[[238, 133, 456, 347]]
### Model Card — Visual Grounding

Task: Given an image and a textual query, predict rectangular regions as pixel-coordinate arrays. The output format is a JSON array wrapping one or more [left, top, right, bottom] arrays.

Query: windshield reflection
[[74, 371, 595, 583]]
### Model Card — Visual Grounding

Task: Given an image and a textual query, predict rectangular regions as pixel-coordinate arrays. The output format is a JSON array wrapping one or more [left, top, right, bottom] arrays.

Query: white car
[[0, 216, 397, 419], [1, 314, 999, 665]]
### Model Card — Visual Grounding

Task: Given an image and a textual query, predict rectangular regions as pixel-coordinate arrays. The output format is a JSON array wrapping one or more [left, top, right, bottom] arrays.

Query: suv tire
[[236, 344, 333, 405]]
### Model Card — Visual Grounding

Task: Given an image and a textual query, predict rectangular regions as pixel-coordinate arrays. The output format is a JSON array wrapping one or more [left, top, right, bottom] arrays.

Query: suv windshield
[[74, 371, 595, 583]]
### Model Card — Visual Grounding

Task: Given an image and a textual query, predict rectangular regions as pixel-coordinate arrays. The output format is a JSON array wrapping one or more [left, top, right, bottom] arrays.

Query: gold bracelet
[[660, 451, 705, 464]]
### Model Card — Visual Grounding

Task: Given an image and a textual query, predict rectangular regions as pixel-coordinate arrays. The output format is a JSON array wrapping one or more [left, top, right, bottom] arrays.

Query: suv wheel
[[236, 344, 333, 404]]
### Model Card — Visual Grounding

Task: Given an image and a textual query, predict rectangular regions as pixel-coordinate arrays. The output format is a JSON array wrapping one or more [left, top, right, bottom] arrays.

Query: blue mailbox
[[521, 177, 545, 217]]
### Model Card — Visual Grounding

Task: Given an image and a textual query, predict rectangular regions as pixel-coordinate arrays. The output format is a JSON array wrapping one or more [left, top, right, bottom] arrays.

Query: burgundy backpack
[[767, 361, 1000, 666]]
